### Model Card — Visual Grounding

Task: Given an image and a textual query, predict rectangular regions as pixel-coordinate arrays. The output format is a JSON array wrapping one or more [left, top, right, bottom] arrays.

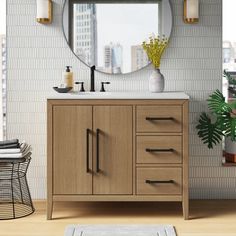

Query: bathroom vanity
[[47, 92, 189, 219]]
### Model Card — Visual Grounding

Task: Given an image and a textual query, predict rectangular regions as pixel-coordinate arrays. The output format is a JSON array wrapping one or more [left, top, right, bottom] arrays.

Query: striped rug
[[65, 224, 176, 236]]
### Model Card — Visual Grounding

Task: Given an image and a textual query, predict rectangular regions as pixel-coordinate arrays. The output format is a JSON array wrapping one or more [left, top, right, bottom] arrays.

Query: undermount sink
[[70, 92, 112, 96]]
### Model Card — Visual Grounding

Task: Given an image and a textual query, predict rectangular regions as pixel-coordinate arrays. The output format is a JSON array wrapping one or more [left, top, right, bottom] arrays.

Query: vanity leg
[[47, 198, 53, 220], [182, 199, 189, 220]]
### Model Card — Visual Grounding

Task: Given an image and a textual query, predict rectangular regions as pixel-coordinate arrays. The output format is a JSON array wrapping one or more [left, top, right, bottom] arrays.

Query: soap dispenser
[[63, 66, 74, 89]]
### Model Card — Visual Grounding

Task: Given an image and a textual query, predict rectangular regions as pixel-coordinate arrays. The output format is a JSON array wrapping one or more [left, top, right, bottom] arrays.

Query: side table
[[0, 152, 34, 220]]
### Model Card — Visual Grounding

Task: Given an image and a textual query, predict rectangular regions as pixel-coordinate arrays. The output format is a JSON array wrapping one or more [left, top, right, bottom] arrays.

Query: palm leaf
[[222, 113, 236, 141], [196, 112, 223, 149], [207, 89, 232, 114], [229, 103, 236, 110], [223, 70, 236, 85]]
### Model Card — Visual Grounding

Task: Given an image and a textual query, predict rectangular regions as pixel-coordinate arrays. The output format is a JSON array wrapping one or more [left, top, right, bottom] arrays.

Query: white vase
[[149, 69, 164, 93]]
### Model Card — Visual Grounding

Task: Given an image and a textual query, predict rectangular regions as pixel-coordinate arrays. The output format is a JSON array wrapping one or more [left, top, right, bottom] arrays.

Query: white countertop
[[48, 91, 189, 100]]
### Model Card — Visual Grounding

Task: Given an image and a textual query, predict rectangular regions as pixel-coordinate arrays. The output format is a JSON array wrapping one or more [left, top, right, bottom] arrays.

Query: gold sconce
[[184, 0, 199, 24], [36, 0, 52, 24]]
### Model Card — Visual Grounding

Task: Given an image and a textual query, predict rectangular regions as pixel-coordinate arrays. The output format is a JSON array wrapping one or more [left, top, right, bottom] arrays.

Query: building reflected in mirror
[[103, 43, 123, 74], [131, 45, 149, 71]]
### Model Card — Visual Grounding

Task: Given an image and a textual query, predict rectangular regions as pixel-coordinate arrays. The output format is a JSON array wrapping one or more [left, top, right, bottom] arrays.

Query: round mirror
[[62, 0, 172, 74]]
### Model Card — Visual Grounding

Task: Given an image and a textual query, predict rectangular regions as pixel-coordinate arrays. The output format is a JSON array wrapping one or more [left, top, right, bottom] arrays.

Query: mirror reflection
[[63, 0, 172, 74]]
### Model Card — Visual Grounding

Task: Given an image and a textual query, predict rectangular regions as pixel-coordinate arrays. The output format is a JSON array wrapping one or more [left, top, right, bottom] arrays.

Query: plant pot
[[223, 151, 236, 163], [224, 137, 236, 163], [149, 69, 164, 93]]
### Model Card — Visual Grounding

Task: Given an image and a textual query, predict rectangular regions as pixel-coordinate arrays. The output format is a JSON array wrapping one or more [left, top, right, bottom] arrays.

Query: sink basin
[[69, 91, 112, 96]]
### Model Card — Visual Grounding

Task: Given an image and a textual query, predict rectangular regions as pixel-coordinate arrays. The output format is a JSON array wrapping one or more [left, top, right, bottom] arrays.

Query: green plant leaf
[[224, 70, 236, 85], [207, 89, 232, 114], [229, 102, 236, 110], [196, 112, 223, 149], [222, 113, 236, 141]]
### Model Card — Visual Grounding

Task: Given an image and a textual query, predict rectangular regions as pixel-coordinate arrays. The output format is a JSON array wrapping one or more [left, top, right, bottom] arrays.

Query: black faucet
[[100, 82, 110, 92], [90, 65, 96, 92]]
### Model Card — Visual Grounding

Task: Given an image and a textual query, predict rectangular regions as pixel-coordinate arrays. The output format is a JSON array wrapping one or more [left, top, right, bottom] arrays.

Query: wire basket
[[0, 153, 34, 220]]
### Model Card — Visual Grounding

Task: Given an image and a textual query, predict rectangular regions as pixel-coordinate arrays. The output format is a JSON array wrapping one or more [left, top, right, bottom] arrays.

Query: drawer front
[[137, 136, 182, 164], [136, 106, 182, 133], [136, 168, 182, 195]]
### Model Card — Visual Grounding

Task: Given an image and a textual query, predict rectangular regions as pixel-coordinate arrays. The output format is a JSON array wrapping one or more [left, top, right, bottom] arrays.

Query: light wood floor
[[0, 200, 236, 236]]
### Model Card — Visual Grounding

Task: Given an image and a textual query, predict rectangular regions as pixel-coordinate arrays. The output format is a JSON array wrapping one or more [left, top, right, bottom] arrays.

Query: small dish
[[53, 87, 73, 93]]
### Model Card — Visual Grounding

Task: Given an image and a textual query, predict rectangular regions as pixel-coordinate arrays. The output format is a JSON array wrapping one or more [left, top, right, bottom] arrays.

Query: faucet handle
[[100, 82, 110, 92], [75, 82, 85, 92]]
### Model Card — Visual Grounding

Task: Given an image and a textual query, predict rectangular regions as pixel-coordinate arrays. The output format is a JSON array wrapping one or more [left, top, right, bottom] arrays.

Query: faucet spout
[[90, 65, 96, 92]]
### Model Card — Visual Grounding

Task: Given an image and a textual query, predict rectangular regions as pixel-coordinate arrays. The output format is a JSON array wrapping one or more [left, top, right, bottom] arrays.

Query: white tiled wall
[[7, 0, 235, 199]]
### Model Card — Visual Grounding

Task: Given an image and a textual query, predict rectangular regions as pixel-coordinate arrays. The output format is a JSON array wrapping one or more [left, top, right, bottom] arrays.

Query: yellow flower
[[142, 35, 169, 69]]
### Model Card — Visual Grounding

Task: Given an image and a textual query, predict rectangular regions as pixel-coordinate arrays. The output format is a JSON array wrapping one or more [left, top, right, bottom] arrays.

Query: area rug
[[64, 224, 177, 236]]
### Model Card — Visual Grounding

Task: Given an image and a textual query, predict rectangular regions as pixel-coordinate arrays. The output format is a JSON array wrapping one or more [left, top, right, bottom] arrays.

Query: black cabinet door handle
[[86, 129, 90, 173], [146, 117, 173, 121], [96, 129, 100, 172], [145, 180, 174, 184], [146, 148, 174, 153]]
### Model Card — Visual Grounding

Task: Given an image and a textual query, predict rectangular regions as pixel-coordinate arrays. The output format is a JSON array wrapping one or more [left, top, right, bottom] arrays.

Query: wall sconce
[[36, 0, 52, 24], [184, 0, 199, 24]]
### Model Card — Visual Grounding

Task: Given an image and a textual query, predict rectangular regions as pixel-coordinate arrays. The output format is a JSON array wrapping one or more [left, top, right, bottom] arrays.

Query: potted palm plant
[[196, 89, 236, 162], [142, 35, 168, 93]]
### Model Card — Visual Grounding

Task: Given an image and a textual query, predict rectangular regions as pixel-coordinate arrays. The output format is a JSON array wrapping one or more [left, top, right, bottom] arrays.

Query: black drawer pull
[[146, 148, 174, 153], [86, 129, 90, 173], [146, 117, 174, 121], [96, 128, 100, 173], [146, 180, 174, 184]]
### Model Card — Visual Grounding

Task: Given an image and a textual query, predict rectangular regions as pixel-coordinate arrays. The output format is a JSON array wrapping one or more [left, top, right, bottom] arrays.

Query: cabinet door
[[93, 106, 133, 194], [53, 106, 92, 194]]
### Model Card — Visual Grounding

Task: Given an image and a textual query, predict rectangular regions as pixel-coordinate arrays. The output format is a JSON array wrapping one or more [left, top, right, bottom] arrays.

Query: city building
[[0, 35, 6, 140], [223, 41, 236, 71], [223, 41, 233, 64], [73, 4, 97, 66], [103, 43, 123, 74], [131, 45, 149, 71]]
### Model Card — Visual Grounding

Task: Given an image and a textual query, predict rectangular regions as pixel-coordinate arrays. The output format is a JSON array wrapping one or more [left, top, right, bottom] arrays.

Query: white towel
[[22, 145, 32, 156], [0, 148, 21, 154], [0, 141, 27, 154], [0, 142, 32, 158], [0, 153, 24, 158]]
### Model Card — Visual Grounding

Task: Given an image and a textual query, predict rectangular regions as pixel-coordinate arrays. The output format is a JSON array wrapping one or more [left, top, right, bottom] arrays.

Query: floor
[[0, 200, 236, 236]]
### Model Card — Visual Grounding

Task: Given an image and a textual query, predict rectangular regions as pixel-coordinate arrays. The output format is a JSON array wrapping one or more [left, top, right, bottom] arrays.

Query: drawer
[[136, 106, 182, 133], [136, 136, 182, 164], [136, 167, 182, 195]]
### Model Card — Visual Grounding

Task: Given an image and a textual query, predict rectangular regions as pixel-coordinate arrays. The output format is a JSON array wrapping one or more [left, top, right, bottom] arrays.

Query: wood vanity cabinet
[[47, 99, 189, 220]]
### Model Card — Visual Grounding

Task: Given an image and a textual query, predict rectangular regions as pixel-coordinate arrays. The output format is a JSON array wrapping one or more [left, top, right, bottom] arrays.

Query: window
[[223, 0, 236, 72], [0, 0, 6, 140], [223, 0, 236, 97]]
